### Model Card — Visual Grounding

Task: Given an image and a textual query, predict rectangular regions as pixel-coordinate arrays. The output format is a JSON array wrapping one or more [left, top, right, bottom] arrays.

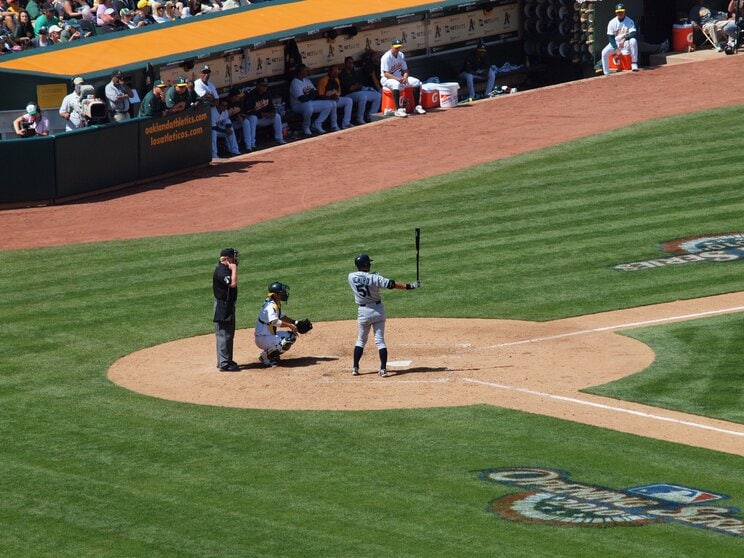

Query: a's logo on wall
[[480, 467, 744, 538], [614, 233, 744, 271]]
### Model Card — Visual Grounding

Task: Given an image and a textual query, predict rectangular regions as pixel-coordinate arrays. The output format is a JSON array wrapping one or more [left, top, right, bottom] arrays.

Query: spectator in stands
[[12, 9, 35, 48], [13, 102, 50, 137], [59, 18, 83, 41], [226, 87, 251, 151], [119, 7, 141, 27], [244, 77, 286, 146], [339, 56, 381, 125], [194, 64, 218, 103], [316, 64, 353, 129], [59, 77, 86, 131], [105, 70, 133, 121], [179, 3, 191, 17], [163, 0, 178, 20], [5, 0, 21, 18], [98, 7, 126, 32], [152, 1, 167, 22], [689, 0, 731, 51], [25, 0, 41, 20], [211, 97, 241, 159], [133, 0, 155, 25], [96, 0, 114, 25], [34, 4, 60, 34], [47, 23, 62, 43], [61, 0, 86, 20], [289, 64, 337, 136], [187, 0, 201, 16], [380, 38, 426, 118], [165, 76, 191, 112], [31, 25, 52, 46], [138, 79, 169, 117], [460, 39, 497, 100]]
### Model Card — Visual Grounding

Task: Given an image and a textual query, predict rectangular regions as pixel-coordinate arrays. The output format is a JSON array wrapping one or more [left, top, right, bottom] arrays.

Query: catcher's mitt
[[296, 318, 313, 334]]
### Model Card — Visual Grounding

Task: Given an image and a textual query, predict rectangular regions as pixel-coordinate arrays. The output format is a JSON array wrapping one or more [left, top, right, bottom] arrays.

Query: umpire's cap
[[220, 247, 239, 260], [355, 253, 373, 269]]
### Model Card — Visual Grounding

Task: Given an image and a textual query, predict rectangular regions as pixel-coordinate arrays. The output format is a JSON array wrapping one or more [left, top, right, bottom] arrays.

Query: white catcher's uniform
[[601, 15, 639, 75], [254, 297, 295, 352], [379, 49, 422, 91], [348, 270, 395, 349]]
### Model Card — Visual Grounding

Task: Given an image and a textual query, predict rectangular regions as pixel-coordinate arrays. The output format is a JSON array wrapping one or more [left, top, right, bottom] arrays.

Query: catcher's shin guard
[[280, 332, 297, 353]]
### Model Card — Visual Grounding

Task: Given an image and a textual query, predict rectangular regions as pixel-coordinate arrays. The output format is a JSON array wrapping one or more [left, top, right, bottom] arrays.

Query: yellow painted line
[[0, 0, 442, 75]]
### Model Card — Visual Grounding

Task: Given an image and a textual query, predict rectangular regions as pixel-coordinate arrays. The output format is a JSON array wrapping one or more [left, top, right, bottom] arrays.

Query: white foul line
[[485, 305, 744, 348], [463, 378, 744, 438]]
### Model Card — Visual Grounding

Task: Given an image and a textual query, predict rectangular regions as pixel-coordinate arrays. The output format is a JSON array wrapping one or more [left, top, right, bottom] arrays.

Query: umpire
[[213, 247, 240, 372]]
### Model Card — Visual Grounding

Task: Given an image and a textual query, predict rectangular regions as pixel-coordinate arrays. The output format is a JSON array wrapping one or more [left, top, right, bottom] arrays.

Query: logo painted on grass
[[614, 233, 744, 271], [480, 467, 744, 538]]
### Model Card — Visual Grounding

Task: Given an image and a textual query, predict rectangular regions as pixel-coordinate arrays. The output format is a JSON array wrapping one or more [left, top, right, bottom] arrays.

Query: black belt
[[359, 301, 380, 306]]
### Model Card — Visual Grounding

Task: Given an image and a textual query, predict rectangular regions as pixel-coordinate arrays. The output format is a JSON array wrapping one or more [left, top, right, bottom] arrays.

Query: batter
[[348, 253, 420, 377]]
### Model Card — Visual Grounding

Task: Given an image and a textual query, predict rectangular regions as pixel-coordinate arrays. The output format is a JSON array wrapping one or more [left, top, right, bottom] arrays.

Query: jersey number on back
[[355, 284, 371, 297]]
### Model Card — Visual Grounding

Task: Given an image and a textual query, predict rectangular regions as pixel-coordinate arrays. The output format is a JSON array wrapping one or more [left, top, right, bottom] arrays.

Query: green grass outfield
[[1, 107, 743, 556]]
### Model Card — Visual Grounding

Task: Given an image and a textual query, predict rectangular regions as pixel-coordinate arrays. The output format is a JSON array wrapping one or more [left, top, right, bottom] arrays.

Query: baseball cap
[[615, 3, 625, 12], [104, 7, 115, 14], [220, 247, 237, 258], [38, 26, 48, 34], [257, 77, 269, 85], [112, 70, 123, 79], [152, 79, 165, 88], [136, 0, 150, 8], [48, 25, 61, 33], [26, 103, 37, 115], [73, 76, 84, 85], [391, 38, 403, 48], [120, 7, 132, 15], [476, 39, 486, 51], [175, 76, 188, 87], [200, 64, 211, 73]]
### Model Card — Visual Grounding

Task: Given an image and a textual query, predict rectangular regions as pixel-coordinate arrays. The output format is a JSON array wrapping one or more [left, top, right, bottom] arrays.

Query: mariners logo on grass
[[480, 467, 744, 538], [614, 232, 744, 272]]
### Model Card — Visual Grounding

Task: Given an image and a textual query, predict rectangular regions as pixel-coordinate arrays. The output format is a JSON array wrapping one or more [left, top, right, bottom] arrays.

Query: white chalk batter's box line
[[462, 378, 744, 438], [484, 305, 744, 349]]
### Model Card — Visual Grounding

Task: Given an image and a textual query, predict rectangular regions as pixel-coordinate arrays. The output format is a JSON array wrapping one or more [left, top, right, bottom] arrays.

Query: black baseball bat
[[415, 228, 420, 282]]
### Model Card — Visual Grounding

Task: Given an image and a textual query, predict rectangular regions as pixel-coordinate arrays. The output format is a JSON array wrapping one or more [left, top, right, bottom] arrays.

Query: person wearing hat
[[13, 102, 50, 138], [138, 79, 169, 118], [133, 0, 156, 26], [59, 77, 86, 131], [210, 95, 241, 158], [601, 3, 639, 74], [213, 247, 240, 372], [98, 6, 127, 33], [244, 77, 287, 147], [59, 19, 83, 42], [689, 0, 733, 51], [226, 86, 252, 152], [119, 8, 143, 29], [165, 76, 192, 113], [105, 70, 133, 121], [31, 25, 52, 48], [459, 39, 497, 100], [316, 64, 354, 129], [194, 64, 219, 104], [34, 4, 59, 35], [379, 38, 426, 118], [288, 63, 336, 136]]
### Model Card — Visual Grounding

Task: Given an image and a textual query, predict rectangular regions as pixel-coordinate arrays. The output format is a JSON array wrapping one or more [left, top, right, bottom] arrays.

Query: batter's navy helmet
[[268, 281, 289, 301], [355, 254, 373, 270]]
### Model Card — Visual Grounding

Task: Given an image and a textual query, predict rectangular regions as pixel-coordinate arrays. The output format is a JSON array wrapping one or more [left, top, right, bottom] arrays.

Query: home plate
[[387, 360, 412, 368]]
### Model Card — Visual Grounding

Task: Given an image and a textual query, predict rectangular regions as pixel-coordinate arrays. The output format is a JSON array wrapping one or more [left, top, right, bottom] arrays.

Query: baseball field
[[1, 56, 744, 556]]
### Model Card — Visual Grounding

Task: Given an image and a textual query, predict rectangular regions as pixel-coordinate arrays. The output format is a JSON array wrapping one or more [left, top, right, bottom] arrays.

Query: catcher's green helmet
[[268, 282, 289, 301]]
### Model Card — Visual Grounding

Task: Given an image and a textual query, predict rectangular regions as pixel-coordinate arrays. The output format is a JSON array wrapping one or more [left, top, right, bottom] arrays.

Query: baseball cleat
[[352, 367, 359, 376], [259, 354, 277, 367], [383, 108, 395, 116], [414, 105, 426, 114], [394, 108, 407, 118], [378, 369, 388, 377]]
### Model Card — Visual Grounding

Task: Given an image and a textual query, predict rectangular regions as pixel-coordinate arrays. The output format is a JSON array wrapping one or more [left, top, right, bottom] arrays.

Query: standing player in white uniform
[[254, 282, 299, 367], [601, 3, 639, 75], [348, 254, 420, 377], [379, 38, 426, 118]]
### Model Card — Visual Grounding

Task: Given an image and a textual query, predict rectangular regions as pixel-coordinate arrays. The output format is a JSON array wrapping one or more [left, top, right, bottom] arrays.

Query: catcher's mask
[[355, 253, 373, 270], [268, 281, 289, 302], [220, 247, 240, 265]]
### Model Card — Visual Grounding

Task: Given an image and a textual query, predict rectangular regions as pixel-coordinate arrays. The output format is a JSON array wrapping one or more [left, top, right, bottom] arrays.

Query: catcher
[[254, 281, 313, 367]]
